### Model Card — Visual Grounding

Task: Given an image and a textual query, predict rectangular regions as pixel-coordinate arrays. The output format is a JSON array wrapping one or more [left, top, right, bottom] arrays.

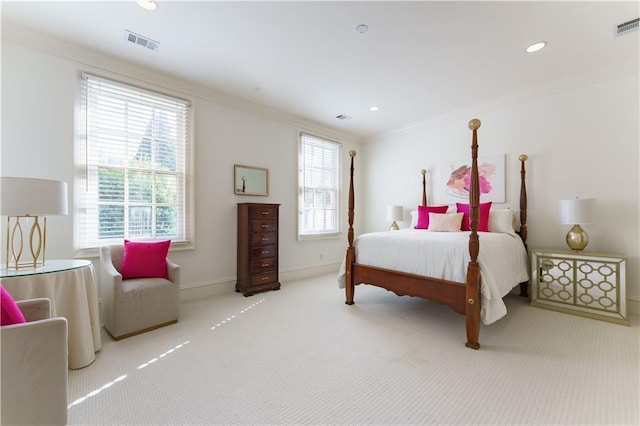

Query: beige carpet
[[68, 273, 639, 425]]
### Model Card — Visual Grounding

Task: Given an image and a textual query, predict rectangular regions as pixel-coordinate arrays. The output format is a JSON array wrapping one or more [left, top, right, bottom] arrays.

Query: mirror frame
[[234, 164, 269, 196]]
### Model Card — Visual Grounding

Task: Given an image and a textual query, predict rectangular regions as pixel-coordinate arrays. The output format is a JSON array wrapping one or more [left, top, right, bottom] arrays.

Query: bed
[[339, 119, 530, 349]]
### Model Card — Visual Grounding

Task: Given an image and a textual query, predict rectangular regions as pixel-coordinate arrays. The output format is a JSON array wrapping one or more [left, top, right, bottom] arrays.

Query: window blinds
[[76, 72, 192, 249], [298, 133, 341, 237]]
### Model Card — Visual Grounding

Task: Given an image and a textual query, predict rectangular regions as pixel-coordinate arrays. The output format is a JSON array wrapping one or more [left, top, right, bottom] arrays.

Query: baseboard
[[179, 262, 341, 302], [180, 267, 639, 318], [280, 261, 341, 282], [628, 296, 639, 316]]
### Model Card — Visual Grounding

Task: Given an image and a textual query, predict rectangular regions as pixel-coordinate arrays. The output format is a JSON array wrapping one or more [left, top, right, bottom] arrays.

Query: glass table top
[[1, 259, 92, 278]]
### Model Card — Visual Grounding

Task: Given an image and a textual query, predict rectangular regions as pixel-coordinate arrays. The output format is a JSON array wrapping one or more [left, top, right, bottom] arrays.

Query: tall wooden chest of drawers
[[236, 203, 281, 296]]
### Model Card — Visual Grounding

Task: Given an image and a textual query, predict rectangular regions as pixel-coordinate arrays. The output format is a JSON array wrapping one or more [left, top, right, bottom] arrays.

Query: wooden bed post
[[345, 150, 356, 305], [518, 154, 528, 251], [465, 118, 481, 350], [518, 154, 529, 297], [421, 169, 427, 206]]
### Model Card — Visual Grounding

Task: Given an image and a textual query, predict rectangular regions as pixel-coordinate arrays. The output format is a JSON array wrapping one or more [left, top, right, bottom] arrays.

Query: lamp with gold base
[[386, 205, 403, 231], [1, 177, 68, 270], [559, 198, 595, 251]]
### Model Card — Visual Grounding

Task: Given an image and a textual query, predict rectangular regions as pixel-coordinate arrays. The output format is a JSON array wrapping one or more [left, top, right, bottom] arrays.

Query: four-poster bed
[[340, 119, 529, 349]]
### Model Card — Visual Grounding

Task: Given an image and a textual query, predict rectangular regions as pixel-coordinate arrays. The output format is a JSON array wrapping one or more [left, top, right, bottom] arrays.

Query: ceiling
[[2, 1, 638, 138]]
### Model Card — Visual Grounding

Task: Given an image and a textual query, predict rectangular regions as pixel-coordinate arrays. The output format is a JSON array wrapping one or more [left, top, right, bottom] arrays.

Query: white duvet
[[337, 229, 529, 324]]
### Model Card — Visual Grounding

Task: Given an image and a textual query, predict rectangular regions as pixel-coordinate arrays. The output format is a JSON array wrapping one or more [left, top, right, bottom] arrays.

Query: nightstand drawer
[[251, 232, 277, 245], [251, 271, 278, 286], [251, 245, 276, 259], [251, 258, 276, 273], [249, 205, 278, 220], [251, 220, 276, 233], [531, 249, 628, 325]]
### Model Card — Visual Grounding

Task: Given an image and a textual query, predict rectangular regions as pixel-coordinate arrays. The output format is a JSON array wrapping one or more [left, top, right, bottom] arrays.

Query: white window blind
[[298, 133, 341, 238], [76, 72, 192, 250]]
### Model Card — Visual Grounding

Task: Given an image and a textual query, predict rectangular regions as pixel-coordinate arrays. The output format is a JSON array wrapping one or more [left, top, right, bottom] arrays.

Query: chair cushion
[[0, 285, 26, 325], [120, 240, 171, 280]]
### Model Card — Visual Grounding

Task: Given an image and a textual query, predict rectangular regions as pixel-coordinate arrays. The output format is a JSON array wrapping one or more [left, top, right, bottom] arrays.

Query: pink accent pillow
[[1, 285, 26, 326], [414, 205, 449, 229], [456, 202, 492, 232], [120, 239, 171, 280]]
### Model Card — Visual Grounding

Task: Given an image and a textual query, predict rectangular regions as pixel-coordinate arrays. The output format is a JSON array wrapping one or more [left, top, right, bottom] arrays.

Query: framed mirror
[[234, 165, 269, 196]]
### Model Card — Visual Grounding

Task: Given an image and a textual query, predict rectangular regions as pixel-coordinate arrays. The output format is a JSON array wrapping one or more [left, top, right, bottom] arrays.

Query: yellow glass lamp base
[[566, 224, 589, 251], [389, 221, 399, 231]]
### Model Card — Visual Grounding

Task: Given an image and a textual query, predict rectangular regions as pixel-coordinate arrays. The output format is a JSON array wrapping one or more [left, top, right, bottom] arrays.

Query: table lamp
[[1, 177, 68, 269], [559, 198, 595, 251], [387, 205, 403, 231]]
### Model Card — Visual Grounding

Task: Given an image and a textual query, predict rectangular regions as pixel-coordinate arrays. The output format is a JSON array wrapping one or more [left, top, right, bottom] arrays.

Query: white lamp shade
[[1, 177, 68, 216], [386, 205, 404, 222], [559, 198, 595, 225]]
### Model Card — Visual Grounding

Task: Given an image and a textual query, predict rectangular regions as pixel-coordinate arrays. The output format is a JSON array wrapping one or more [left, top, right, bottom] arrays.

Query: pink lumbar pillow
[[456, 202, 492, 232], [414, 205, 449, 229], [120, 239, 171, 280], [1, 285, 26, 326]]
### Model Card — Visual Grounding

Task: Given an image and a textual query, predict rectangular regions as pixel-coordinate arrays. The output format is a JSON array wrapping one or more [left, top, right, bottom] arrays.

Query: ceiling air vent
[[615, 18, 639, 37], [125, 30, 160, 51], [336, 114, 352, 121]]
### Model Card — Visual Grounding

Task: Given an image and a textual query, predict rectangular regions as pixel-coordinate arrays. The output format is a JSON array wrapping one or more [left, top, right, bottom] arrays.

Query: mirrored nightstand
[[531, 249, 628, 326]]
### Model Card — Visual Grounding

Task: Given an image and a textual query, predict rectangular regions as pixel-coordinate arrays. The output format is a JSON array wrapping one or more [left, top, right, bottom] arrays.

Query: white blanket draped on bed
[[337, 229, 529, 325]]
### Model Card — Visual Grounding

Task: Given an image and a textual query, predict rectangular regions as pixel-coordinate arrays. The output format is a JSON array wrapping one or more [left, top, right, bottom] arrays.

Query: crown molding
[[375, 57, 639, 140], [1, 21, 362, 145]]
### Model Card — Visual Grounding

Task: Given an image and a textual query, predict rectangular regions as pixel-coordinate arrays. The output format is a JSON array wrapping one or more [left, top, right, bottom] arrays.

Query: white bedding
[[337, 229, 529, 324]]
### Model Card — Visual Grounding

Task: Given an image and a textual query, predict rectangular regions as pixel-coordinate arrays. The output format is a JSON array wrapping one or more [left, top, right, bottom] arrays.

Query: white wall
[[0, 29, 362, 297], [362, 66, 640, 310]]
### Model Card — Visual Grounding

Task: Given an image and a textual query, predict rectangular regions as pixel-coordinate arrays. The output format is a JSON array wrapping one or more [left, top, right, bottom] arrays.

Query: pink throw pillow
[[1, 285, 26, 325], [456, 202, 492, 232], [120, 239, 171, 280], [414, 205, 449, 229]]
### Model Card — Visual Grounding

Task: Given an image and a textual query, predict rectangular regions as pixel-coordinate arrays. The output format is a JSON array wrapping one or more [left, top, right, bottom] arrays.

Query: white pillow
[[427, 212, 463, 232], [409, 210, 418, 229], [488, 208, 517, 235]]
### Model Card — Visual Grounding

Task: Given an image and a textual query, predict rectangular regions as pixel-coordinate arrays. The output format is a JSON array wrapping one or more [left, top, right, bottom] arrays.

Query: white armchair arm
[[1, 300, 68, 425], [167, 258, 181, 284], [16, 297, 51, 321]]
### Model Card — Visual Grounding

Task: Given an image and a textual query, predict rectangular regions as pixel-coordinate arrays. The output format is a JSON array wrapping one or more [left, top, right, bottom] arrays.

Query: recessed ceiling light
[[137, 0, 157, 11], [356, 24, 368, 34], [526, 41, 547, 53], [369, 106, 380, 112]]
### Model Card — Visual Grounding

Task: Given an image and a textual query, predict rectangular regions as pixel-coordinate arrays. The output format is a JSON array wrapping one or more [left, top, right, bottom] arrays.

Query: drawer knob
[[261, 237, 268, 241], [261, 276, 269, 281], [261, 263, 269, 267], [261, 250, 268, 254], [261, 211, 269, 215], [261, 224, 269, 228]]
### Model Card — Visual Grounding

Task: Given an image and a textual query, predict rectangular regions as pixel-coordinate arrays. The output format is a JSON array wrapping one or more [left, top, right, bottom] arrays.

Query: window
[[298, 133, 341, 239], [76, 72, 192, 250]]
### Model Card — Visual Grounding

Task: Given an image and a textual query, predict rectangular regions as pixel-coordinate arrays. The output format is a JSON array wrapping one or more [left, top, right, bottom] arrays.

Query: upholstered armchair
[[100, 242, 180, 340], [1, 298, 68, 426]]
